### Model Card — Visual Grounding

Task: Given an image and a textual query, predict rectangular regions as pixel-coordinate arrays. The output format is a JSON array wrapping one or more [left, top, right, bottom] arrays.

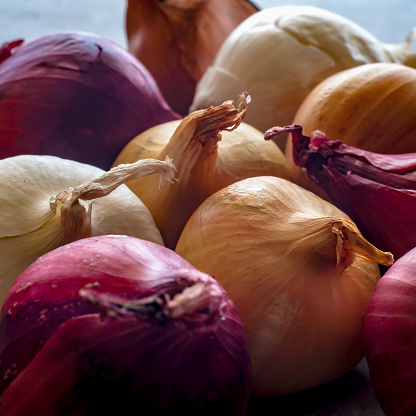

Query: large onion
[[364, 247, 416, 416], [286, 63, 416, 197], [0, 31, 180, 170], [175, 175, 393, 396], [126, 0, 259, 115], [190, 6, 415, 148], [0, 235, 251, 415]]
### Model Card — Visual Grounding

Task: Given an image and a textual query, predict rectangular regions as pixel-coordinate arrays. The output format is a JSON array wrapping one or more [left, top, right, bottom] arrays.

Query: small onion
[[190, 6, 415, 148], [0, 31, 180, 170], [113, 93, 292, 249], [286, 63, 416, 197], [176, 175, 393, 396], [0, 235, 252, 415], [364, 247, 416, 416]]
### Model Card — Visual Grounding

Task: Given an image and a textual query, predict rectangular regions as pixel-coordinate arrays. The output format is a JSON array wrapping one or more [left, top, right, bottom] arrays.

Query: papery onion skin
[[126, 0, 259, 115], [175, 175, 393, 396], [364, 247, 416, 416], [0, 235, 251, 415], [286, 63, 416, 196], [267, 124, 416, 260], [190, 6, 415, 148], [0, 31, 181, 170]]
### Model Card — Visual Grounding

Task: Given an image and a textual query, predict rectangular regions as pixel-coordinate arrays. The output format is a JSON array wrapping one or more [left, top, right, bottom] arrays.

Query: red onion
[[0, 32, 181, 170], [364, 247, 416, 416], [0, 235, 251, 415], [265, 124, 416, 260]]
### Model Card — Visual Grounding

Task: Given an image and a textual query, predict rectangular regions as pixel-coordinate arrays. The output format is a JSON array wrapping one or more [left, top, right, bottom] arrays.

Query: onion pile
[[0, 235, 252, 415], [0, 31, 180, 170], [175, 175, 393, 396], [2, 3, 415, 414]]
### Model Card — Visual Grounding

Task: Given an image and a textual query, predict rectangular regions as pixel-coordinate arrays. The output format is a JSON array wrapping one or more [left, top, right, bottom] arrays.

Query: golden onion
[[176, 175, 393, 396]]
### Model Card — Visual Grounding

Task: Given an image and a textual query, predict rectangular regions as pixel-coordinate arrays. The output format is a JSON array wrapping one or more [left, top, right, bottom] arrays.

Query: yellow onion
[[285, 62, 416, 199], [175, 175, 393, 396], [190, 6, 415, 149], [113, 93, 292, 250], [126, 0, 259, 115]]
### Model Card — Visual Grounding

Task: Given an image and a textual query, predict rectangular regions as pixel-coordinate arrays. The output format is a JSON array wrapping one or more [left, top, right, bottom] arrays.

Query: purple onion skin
[[265, 124, 416, 260], [0, 235, 251, 415], [0, 32, 181, 170], [364, 247, 416, 416]]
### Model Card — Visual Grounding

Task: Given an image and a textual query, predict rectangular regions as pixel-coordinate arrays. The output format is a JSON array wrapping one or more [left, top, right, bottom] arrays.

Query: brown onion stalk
[[266, 124, 416, 260], [113, 92, 292, 250]]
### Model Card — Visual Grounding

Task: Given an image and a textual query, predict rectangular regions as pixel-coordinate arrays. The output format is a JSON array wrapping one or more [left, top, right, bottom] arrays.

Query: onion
[[0, 31, 180, 170], [0, 235, 251, 415], [286, 63, 416, 197], [267, 124, 416, 260], [190, 6, 416, 148], [0, 154, 177, 307], [364, 247, 416, 416], [113, 92, 292, 250], [175, 175, 393, 396], [126, 0, 259, 115]]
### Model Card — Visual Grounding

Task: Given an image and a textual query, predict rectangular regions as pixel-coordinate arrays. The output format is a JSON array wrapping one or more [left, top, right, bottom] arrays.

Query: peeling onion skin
[[364, 248, 416, 416], [0, 235, 251, 415], [267, 124, 416, 260], [0, 32, 181, 170]]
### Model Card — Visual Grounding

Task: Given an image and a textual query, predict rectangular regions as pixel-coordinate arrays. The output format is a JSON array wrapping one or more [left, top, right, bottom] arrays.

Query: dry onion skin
[[126, 0, 259, 115], [113, 93, 292, 250], [190, 6, 415, 149], [175, 175, 393, 396], [0, 155, 177, 307], [286, 63, 416, 198]]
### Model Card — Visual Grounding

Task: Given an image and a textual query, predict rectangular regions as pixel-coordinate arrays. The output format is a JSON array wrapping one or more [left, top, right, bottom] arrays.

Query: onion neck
[[79, 280, 229, 329], [331, 219, 394, 275], [287, 216, 394, 278], [49, 158, 177, 245], [159, 92, 249, 185]]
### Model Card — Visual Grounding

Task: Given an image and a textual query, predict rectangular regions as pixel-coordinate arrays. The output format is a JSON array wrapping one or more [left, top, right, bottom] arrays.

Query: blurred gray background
[[1, 0, 415, 48]]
